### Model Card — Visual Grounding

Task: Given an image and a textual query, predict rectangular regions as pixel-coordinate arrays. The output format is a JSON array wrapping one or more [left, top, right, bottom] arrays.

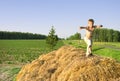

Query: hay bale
[[16, 46, 120, 81]]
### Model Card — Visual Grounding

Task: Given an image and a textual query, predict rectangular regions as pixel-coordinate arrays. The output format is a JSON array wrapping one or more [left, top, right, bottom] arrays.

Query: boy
[[80, 19, 103, 57]]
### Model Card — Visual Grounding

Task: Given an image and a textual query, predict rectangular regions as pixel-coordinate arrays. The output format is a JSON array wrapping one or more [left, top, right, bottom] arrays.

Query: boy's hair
[[88, 19, 94, 23]]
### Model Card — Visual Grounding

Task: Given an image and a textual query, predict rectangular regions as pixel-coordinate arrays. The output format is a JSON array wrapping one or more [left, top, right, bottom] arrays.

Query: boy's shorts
[[84, 37, 92, 47]]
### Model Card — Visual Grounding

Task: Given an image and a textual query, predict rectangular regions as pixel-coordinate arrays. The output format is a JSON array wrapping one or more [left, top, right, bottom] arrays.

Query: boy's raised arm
[[94, 25, 103, 28], [80, 26, 87, 29]]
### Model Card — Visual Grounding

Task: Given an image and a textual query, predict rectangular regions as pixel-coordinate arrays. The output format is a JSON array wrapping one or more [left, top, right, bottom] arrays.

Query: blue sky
[[0, 0, 120, 38]]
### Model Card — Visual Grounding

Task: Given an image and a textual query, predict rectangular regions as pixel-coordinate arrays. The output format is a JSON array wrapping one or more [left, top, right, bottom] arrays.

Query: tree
[[67, 32, 81, 40], [107, 29, 113, 42], [46, 26, 58, 49], [113, 30, 119, 42], [93, 29, 99, 42]]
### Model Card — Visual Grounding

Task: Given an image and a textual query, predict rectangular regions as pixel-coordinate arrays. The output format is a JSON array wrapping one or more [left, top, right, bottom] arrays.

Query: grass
[[93, 42, 120, 61], [0, 64, 21, 81], [63, 40, 120, 61], [0, 40, 64, 81], [0, 40, 64, 64], [0, 39, 120, 81]]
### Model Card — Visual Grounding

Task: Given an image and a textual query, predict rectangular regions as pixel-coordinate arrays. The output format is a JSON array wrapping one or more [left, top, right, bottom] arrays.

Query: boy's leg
[[85, 38, 92, 57], [86, 45, 90, 56], [88, 45, 92, 54], [88, 39, 92, 55], [84, 37, 90, 56]]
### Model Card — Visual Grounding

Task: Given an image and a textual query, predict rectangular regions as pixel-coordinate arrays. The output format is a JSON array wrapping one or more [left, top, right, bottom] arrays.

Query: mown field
[[0, 40, 120, 81]]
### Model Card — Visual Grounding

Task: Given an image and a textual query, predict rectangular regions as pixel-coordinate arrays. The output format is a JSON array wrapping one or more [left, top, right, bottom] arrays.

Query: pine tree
[[46, 26, 58, 49]]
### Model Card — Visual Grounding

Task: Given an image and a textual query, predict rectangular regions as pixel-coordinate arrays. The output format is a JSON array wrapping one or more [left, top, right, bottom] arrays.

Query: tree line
[[0, 31, 47, 39], [93, 28, 120, 42]]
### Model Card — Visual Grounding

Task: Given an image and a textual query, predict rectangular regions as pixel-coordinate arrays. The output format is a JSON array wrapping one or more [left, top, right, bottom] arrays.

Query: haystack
[[16, 46, 120, 81]]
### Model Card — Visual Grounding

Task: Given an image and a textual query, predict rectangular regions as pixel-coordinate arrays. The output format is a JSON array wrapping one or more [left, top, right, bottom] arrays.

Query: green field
[[0, 40, 64, 64], [0, 40, 120, 81], [0, 40, 64, 81], [64, 40, 120, 61]]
